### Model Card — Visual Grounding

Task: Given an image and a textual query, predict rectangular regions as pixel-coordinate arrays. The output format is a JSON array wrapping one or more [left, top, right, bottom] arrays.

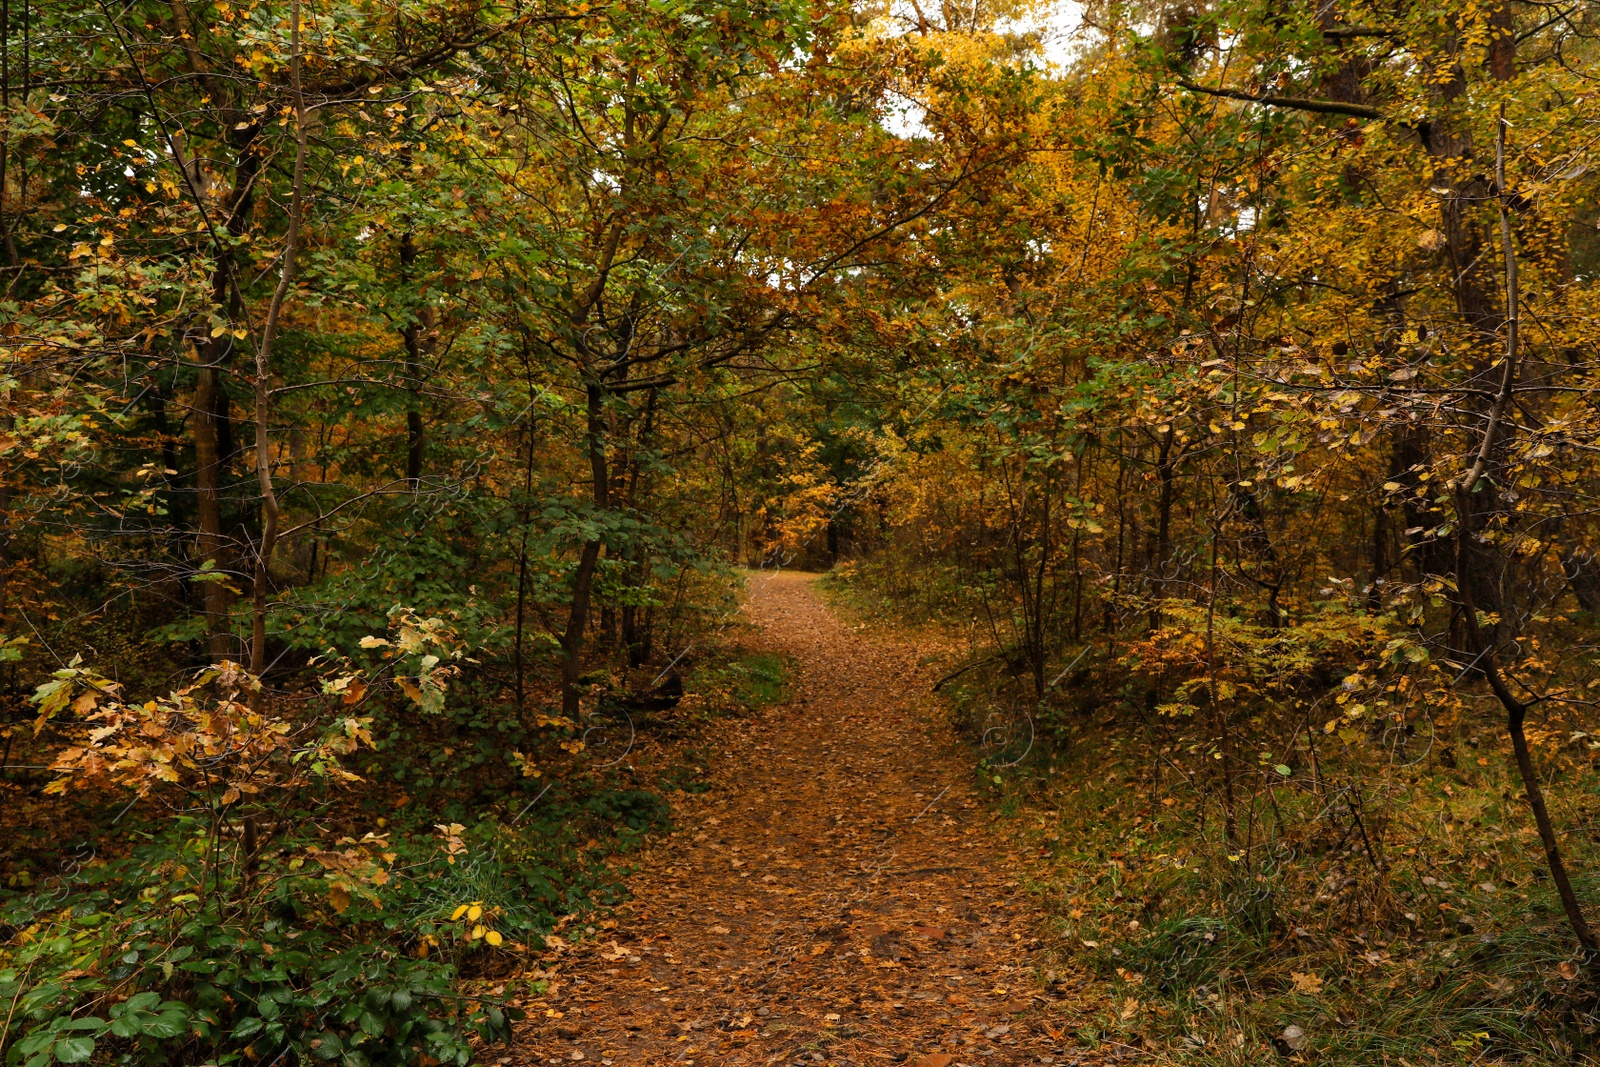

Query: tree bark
[[193, 127, 262, 661], [560, 381, 610, 716], [1449, 108, 1596, 960], [399, 228, 427, 485], [248, 0, 308, 681]]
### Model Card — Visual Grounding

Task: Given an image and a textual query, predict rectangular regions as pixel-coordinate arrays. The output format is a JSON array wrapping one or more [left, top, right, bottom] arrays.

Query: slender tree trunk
[[0, 0, 14, 628], [400, 228, 427, 485], [193, 364, 234, 660], [1449, 108, 1596, 960], [1204, 508, 1237, 848], [192, 130, 262, 661], [0, 0, 19, 275], [561, 382, 610, 716], [248, 0, 308, 681], [513, 339, 541, 717], [620, 387, 656, 668]]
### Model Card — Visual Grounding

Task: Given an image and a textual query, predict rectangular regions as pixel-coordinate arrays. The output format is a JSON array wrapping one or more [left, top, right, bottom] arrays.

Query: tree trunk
[[400, 229, 427, 485], [193, 363, 234, 661], [560, 382, 610, 716], [192, 126, 262, 661], [1449, 109, 1597, 961], [248, 0, 307, 683]]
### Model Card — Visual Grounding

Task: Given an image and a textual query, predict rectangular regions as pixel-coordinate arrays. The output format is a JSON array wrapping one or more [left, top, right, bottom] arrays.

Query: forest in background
[[3, 0, 1600, 1059]]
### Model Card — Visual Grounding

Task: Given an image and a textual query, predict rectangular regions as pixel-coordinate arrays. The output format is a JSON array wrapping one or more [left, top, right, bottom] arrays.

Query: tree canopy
[[5, 0, 1600, 1060]]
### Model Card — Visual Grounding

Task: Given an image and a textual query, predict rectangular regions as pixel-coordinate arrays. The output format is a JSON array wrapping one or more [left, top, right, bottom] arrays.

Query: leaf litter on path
[[510, 573, 1095, 1066]]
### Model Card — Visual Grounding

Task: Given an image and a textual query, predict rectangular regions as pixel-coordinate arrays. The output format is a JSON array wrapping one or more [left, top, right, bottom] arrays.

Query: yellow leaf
[[484, 930, 503, 947], [329, 885, 351, 914], [1291, 971, 1323, 994], [467, 905, 483, 921], [451, 904, 469, 921], [471, 924, 486, 940]]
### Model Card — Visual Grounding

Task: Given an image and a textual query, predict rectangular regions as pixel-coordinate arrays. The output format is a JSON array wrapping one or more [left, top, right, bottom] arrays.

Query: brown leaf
[[1558, 960, 1579, 980], [908, 1055, 954, 1067]]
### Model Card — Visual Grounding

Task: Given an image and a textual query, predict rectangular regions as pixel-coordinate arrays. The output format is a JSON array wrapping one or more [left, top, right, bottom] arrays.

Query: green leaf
[[231, 1016, 264, 1040], [119, 992, 161, 1013], [1275, 764, 1292, 777], [52, 1036, 95, 1064]]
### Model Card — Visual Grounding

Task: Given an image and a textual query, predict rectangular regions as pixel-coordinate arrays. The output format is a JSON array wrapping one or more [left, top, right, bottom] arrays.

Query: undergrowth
[[978, 697, 1600, 1065], [0, 614, 784, 1067], [822, 562, 1600, 1065]]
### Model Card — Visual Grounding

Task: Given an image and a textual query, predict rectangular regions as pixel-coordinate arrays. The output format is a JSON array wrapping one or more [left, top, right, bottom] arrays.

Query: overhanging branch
[[1176, 79, 1384, 120]]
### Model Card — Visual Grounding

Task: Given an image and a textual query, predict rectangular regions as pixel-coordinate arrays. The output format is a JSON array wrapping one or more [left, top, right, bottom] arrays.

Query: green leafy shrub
[[0, 828, 517, 1067]]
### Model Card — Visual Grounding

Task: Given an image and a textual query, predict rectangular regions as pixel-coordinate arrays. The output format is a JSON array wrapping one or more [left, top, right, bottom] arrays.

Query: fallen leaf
[[711, 925, 731, 935], [1290, 971, 1323, 994], [1558, 960, 1580, 980], [1120, 997, 1140, 1020], [907, 1055, 954, 1067]]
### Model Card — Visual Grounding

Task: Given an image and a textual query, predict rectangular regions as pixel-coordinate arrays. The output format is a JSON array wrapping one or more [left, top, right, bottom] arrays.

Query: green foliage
[[0, 826, 522, 1067], [695, 651, 792, 715]]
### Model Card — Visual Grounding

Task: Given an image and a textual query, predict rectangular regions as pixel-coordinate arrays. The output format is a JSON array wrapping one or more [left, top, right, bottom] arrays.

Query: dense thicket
[[4, 0, 1600, 1059]]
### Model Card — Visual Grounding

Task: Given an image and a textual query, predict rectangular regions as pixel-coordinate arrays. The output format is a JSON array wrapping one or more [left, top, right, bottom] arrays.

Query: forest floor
[[509, 570, 1089, 1067]]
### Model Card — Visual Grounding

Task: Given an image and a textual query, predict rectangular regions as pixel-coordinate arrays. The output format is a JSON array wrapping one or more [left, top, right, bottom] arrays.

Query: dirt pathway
[[514, 572, 1073, 1066]]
